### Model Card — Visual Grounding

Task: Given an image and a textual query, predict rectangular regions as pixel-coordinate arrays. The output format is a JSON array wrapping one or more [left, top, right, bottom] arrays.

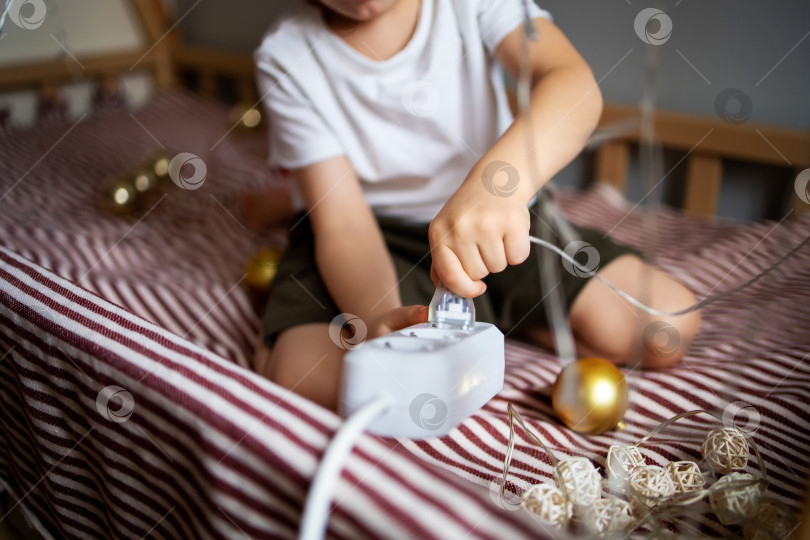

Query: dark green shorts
[[261, 204, 638, 346]]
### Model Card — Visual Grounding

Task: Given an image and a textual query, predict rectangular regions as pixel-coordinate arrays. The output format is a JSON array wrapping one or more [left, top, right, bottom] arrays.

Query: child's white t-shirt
[[255, 0, 550, 223]]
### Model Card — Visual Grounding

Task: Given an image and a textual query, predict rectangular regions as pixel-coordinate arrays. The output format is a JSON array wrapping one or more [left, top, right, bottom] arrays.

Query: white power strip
[[339, 321, 505, 439], [303, 287, 503, 539]]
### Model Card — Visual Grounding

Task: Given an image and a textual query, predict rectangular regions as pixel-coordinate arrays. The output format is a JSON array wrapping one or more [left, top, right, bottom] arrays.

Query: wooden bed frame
[[0, 0, 808, 219]]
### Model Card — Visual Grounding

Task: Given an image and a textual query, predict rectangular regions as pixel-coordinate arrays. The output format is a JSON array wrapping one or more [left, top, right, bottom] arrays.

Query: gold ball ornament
[[99, 179, 138, 216], [132, 170, 157, 193], [244, 247, 283, 296], [551, 357, 629, 435], [151, 153, 171, 179], [149, 152, 173, 190], [229, 103, 263, 132]]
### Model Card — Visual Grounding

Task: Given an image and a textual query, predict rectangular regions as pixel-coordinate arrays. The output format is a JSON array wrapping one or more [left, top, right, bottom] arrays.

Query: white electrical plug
[[339, 284, 504, 439]]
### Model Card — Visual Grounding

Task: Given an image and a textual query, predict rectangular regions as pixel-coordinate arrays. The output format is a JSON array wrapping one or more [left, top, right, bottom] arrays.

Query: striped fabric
[[1, 91, 809, 538]]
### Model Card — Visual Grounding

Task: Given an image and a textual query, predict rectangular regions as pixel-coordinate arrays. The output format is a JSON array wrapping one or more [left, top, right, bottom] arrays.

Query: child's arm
[[296, 155, 408, 333], [429, 18, 603, 297]]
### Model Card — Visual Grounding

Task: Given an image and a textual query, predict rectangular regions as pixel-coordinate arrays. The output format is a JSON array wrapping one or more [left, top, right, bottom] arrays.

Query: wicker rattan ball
[[709, 472, 763, 526], [742, 499, 794, 540], [606, 445, 644, 490], [701, 427, 749, 474], [581, 497, 635, 535], [627, 465, 676, 506], [521, 483, 572, 528], [553, 456, 602, 506], [665, 461, 705, 493]]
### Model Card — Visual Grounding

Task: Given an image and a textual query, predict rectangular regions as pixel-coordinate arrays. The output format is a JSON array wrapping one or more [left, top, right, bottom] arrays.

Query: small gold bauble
[[551, 357, 629, 435], [99, 179, 137, 216], [229, 103, 263, 131], [244, 247, 283, 294], [151, 153, 171, 180], [132, 170, 157, 193]]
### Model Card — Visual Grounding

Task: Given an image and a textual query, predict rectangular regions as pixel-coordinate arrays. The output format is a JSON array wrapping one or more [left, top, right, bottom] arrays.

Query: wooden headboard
[[594, 105, 810, 219], [1, 0, 808, 219], [0, 0, 175, 99]]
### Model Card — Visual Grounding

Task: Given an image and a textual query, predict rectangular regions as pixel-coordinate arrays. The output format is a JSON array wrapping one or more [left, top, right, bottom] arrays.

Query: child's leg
[[255, 323, 344, 410], [535, 254, 701, 368], [570, 255, 700, 368]]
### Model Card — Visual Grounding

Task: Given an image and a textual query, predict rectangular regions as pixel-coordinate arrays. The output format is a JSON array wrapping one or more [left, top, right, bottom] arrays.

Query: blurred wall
[[538, 0, 810, 221], [2, 1, 806, 219], [0, 0, 153, 124], [178, 0, 810, 128], [175, 0, 809, 221]]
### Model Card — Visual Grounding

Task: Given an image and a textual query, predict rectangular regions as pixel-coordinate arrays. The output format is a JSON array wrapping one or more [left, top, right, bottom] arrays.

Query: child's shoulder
[[255, 3, 322, 65]]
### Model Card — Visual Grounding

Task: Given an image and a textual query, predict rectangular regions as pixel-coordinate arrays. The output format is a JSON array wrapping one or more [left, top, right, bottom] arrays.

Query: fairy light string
[[498, 1, 806, 535], [499, 405, 771, 534]]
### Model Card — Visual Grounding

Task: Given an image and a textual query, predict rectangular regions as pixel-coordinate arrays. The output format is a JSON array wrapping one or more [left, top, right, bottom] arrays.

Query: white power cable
[[299, 394, 392, 540], [0, 0, 13, 34], [529, 234, 810, 318]]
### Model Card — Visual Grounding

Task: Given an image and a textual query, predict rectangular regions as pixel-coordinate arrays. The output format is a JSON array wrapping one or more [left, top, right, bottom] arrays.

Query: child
[[250, 0, 701, 409]]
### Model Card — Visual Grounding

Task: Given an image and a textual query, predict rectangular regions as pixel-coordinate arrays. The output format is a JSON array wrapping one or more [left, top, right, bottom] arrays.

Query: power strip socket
[[339, 322, 505, 439]]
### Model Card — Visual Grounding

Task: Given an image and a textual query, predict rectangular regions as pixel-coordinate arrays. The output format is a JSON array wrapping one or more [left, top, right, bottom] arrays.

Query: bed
[[1, 2, 809, 538]]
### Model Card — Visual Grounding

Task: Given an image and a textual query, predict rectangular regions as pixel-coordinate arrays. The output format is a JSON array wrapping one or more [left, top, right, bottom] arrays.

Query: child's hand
[[428, 173, 532, 298], [369, 305, 429, 339]]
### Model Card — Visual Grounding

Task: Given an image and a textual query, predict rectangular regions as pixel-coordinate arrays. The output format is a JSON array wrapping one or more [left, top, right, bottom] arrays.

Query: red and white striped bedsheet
[[0, 247, 547, 539], [1, 91, 809, 538]]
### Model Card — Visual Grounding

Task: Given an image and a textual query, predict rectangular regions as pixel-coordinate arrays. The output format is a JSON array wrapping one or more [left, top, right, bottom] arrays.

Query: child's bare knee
[[264, 324, 345, 409], [253, 339, 275, 377], [641, 310, 701, 369]]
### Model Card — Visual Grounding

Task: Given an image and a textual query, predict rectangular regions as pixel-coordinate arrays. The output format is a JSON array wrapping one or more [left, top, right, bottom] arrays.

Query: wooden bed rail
[[594, 104, 810, 218], [0, 0, 174, 99], [172, 46, 258, 103]]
